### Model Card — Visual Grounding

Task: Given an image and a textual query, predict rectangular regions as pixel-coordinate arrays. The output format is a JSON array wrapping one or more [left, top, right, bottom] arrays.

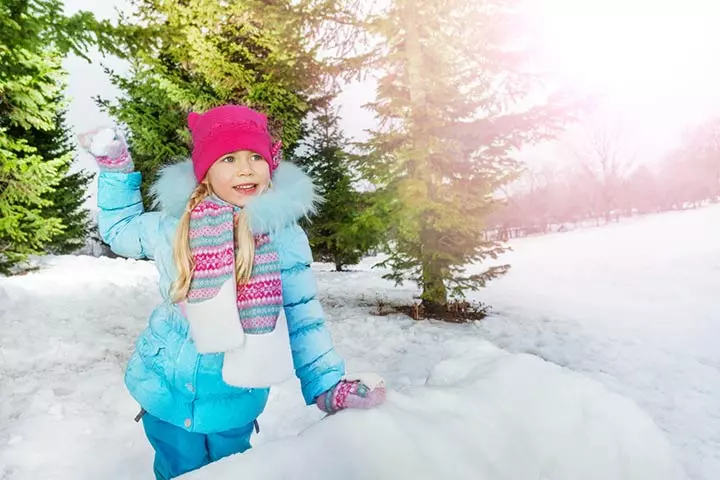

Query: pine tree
[[97, 64, 194, 207], [100, 0, 358, 203], [1, 15, 66, 271], [25, 108, 93, 254], [362, 0, 574, 314], [6, 110, 93, 256], [0, 132, 65, 274], [0, 0, 125, 272], [295, 105, 383, 271]]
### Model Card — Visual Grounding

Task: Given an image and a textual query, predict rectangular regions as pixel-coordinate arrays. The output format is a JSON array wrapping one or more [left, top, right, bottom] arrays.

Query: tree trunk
[[421, 256, 447, 313], [334, 254, 344, 272], [404, 1, 446, 311]]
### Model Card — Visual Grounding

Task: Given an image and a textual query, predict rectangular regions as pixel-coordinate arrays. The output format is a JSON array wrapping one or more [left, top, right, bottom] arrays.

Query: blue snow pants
[[142, 413, 254, 479]]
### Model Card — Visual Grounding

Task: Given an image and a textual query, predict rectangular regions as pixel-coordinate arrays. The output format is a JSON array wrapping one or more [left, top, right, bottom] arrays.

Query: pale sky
[[521, 0, 720, 169], [62, 0, 720, 180]]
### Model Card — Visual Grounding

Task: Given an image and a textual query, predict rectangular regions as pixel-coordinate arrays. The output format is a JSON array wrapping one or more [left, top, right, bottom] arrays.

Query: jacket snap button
[[186, 383, 194, 393], [184, 418, 192, 428]]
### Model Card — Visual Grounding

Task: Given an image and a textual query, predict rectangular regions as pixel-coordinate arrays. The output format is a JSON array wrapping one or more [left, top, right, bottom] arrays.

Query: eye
[[221, 155, 235, 163], [251, 154, 264, 162]]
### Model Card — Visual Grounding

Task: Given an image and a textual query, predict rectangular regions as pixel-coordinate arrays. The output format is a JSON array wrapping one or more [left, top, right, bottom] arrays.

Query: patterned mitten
[[78, 127, 134, 173], [316, 378, 387, 414]]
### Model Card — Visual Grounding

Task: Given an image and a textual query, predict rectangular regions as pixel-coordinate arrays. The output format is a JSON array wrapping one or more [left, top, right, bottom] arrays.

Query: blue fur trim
[[245, 162, 321, 234], [150, 160, 321, 234], [150, 161, 198, 219]]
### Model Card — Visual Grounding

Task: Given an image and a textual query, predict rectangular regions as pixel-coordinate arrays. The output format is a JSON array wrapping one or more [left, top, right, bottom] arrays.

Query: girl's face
[[206, 149, 271, 207]]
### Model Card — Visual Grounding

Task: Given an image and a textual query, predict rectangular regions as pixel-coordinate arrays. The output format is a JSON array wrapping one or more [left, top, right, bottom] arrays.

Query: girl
[[80, 104, 386, 480]]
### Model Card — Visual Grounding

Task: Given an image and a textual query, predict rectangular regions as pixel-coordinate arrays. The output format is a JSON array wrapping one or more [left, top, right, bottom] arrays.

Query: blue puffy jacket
[[98, 160, 345, 434]]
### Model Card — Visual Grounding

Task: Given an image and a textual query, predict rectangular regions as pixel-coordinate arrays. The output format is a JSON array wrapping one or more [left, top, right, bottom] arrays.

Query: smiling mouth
[[233, 183, 259, 195]]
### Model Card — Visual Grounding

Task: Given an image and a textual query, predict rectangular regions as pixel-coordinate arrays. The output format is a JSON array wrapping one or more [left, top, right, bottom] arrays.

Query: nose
[[235, 156, 253, 175]]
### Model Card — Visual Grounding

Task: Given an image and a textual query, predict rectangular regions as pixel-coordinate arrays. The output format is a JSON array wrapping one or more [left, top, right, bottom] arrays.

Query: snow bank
[[5, 203, 710, 480], [184, 343, 684, 480], [476, 204, 720, 479]]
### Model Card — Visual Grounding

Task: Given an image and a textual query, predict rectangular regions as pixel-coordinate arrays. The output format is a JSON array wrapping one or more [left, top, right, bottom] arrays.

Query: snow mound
[[184, 343, 685, 480]]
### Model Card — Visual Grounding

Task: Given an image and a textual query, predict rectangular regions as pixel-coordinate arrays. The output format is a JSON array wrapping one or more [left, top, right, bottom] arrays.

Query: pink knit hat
[[187, 105, 280, 181]]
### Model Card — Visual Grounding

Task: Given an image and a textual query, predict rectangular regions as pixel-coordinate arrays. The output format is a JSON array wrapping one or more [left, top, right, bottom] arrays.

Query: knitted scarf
[[186, 194, 283, 335]]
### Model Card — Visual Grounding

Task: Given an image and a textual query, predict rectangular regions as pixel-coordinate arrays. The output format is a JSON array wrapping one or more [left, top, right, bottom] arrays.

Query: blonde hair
[[170, 181, 256, 302]]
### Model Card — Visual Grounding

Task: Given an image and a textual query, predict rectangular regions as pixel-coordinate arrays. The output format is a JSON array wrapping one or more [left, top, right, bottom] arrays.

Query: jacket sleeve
[[97, 171, 163, 260], [279, 224, 345, 404]]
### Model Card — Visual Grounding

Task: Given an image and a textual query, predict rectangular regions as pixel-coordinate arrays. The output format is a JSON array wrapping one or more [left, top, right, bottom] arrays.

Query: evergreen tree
[[1, 5, 65, 272], [0, 0, 130, 272], [24, 107, 93, 254], [362, 0, 574, 313], [296, 105, 383, 271], [97, 65, 193, 206], [0, 131, 64, 274], [100, 0, 358, 203]]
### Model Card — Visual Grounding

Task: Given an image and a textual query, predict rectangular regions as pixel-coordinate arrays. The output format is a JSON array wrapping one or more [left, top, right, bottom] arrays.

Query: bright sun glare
[[532, 0, 720, 103]]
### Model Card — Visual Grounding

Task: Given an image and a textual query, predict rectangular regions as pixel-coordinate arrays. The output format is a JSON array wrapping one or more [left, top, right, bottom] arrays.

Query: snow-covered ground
[[478, 205, 720, 480], [1, 206, 717, 480]]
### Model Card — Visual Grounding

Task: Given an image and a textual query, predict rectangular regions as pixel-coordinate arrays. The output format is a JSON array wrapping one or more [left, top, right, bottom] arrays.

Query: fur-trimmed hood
[[150, 160, 320, 234]]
